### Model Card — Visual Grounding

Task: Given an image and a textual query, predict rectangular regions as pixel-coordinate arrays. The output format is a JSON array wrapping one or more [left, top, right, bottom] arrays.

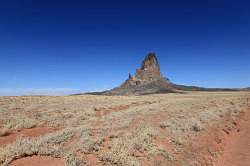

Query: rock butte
[[102, 53, 175, 95], [85, 52, 239, 96]]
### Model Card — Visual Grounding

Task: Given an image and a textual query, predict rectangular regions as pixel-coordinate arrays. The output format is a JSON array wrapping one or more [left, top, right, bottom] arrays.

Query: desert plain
[[0, 91, 249, 166]]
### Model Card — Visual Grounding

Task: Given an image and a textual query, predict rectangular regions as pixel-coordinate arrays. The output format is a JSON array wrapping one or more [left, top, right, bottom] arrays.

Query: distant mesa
[[83, 52, 238, 96], [243, 87, 250, 91]]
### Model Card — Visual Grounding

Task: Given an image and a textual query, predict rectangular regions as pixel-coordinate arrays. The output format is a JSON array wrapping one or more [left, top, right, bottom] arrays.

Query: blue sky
[[0, 0, 249, 95]]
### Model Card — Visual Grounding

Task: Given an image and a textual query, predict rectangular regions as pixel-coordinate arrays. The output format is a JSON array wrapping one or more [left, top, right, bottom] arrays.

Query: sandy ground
[[10, 155, 64, 166], [0, 91, 249, 166], [216, 108, 250, 166], [0, 127, 57, 147]]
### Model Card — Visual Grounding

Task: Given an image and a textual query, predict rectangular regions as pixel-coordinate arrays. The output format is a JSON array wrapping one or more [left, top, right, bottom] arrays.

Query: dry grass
[[3, 116, 37, 130], [64, 152, 83, 166], [0, 127, 81, 165], [100, 124, 158, 165], [0, 128, 9, 137], [0, 137, 60, 166], [0, 92, 249, 165]]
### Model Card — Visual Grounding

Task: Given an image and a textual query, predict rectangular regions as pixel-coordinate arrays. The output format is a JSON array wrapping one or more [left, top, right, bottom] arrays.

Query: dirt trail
[[216, 108, 250, 166]]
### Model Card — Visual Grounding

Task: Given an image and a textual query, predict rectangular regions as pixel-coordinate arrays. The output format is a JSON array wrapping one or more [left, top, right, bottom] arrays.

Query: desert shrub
[[64, 152, 84, 166], [159, 122, 171, 129], [0, 127, 77, 166], [43, 128, 74, 144], [0, 137, 61, 166], [4, 116, 37, 130], [192, 123, 203, 132], [83, 137, 104, 152], [160, 117, 204, 135], [100, 124, 158, 166], [74, 129, 104, 153]]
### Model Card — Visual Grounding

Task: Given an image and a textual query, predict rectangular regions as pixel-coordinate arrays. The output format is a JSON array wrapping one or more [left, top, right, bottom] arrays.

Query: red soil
[[153, 135, 178, 154], [3, 100, 249, 166], [0, 127, 57, 147], [10, 155, 64, 166], [85, 154, 102, 165], [95, 101, 156, 117], [216, 108, 250, 166], [95, 104, 131, 117], [173, 107, 250, 166]]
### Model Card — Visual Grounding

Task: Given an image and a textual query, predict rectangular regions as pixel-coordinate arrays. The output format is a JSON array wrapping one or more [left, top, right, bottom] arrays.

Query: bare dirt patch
[[0, 127, 57, 147], [216, 108, 250, 166], [94, 101, 156, 117], [85, 154, 102, 165], [10, 155, 63, 166]]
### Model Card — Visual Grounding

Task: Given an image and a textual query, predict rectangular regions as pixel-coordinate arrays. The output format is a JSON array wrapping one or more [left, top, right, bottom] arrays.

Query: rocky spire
[[135, 52, 162, 81], [89, 52, 229, 95], [128, 73, 132, 79], [140, 52, 160, 72], [102, 52, 173, 95]]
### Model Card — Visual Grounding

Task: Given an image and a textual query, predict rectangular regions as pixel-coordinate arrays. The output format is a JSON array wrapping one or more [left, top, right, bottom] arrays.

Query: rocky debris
[[102, 53, 175, 95]]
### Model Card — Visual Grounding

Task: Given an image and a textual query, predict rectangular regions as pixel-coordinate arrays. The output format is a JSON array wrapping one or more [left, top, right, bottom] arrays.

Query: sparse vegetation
[[0, 128, 9, 137], [0, 127, 81, 166], [0, 137, 60, 166], [64, 152, 84, 166], [100, 124, 158, 165], [3, 116, 37, 130], [74, 129, 105, 153], [0, 92, 249, 165]]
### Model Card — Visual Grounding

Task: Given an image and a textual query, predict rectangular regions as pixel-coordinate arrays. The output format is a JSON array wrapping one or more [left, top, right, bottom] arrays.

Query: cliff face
[[120, 53, 169, 87], [137, 53, 161, 80], [103, 53, 174, 95]]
